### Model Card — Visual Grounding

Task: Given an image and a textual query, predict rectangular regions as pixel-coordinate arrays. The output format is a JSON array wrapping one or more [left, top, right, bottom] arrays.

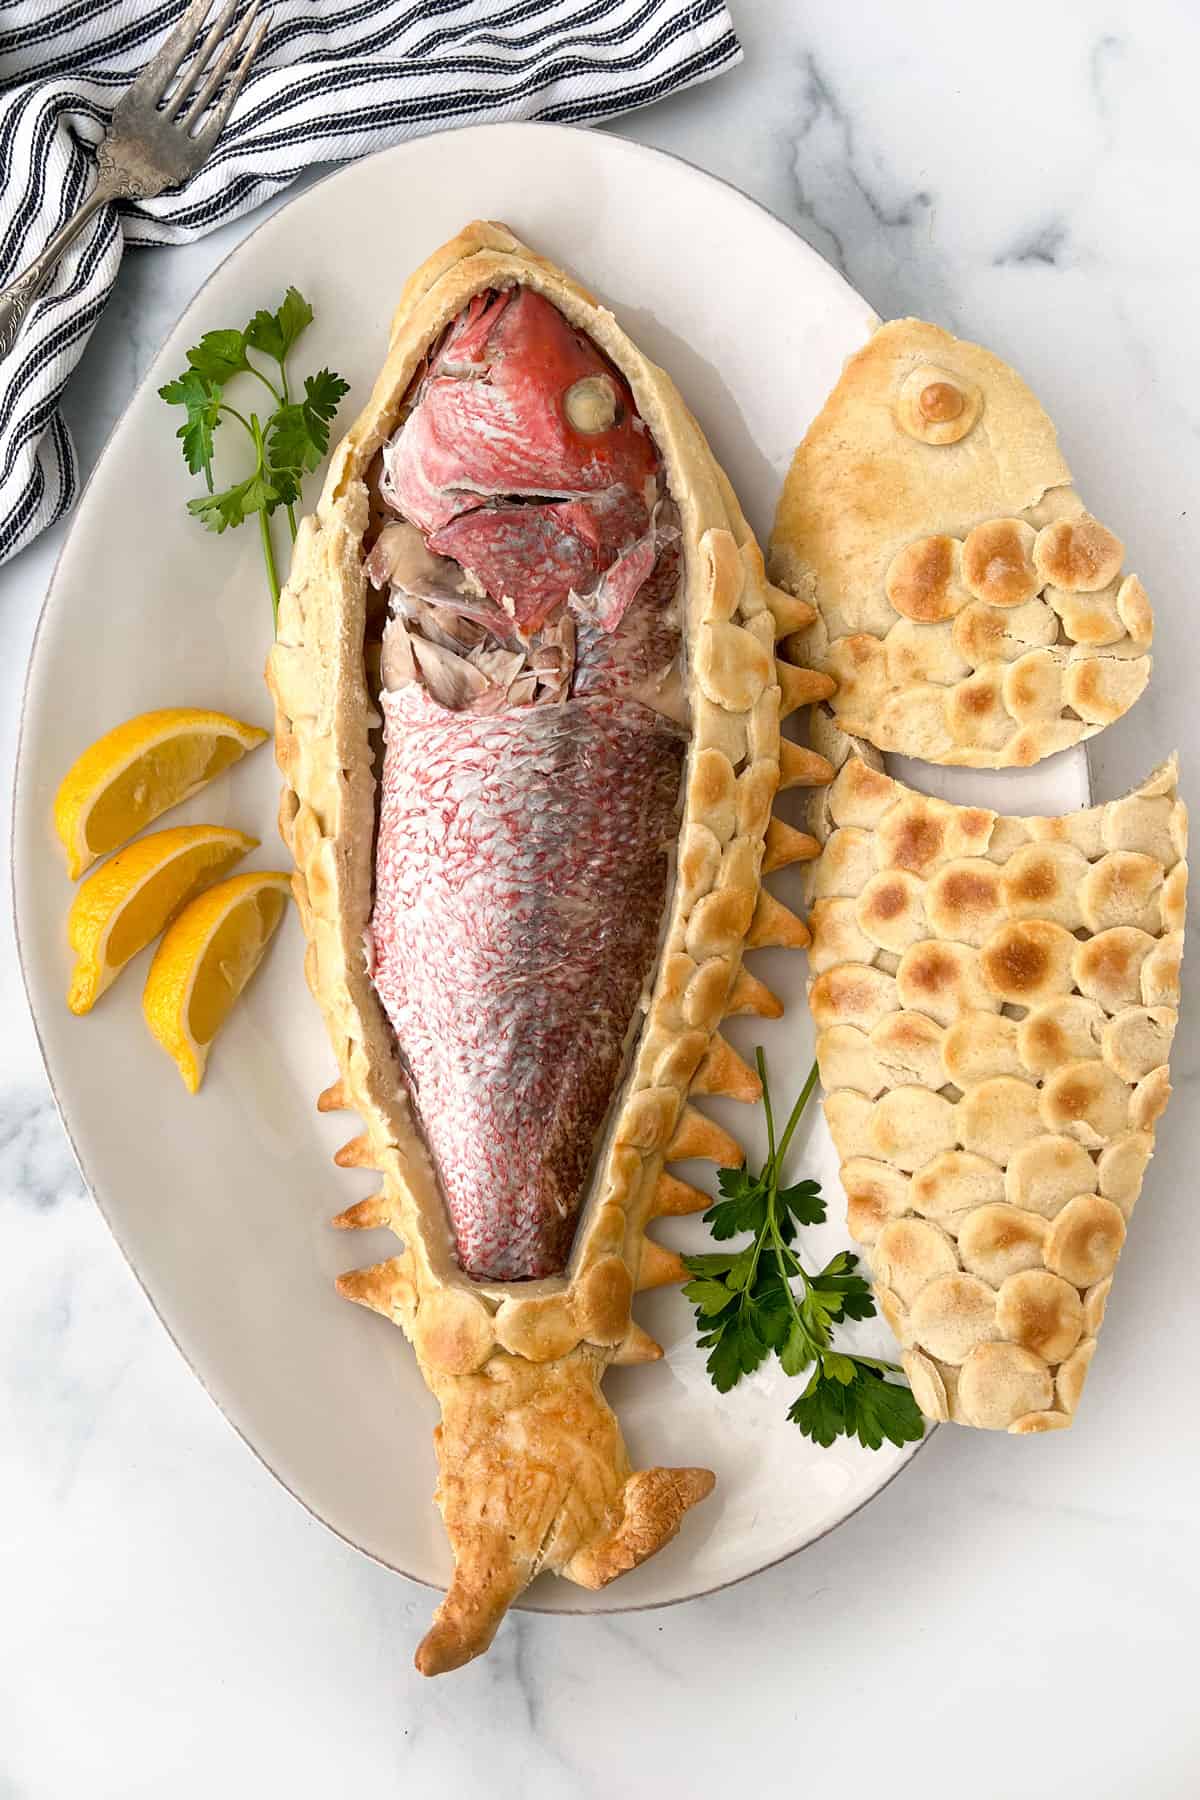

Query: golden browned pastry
[[770, 320, 1153, 767], [803, 707, 1186, 1430], [266, 222, 834, 1673]]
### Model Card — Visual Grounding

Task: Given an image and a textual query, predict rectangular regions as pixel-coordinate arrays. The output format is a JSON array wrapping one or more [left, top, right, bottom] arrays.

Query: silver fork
[[0, 0, 270, 359]]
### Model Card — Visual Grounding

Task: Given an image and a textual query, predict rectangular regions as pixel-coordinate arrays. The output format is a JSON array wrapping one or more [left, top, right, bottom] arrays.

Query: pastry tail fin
[[414, 1347, 714, 1676], [560, 1464, 716, 1590], [413, 1477, 529, 1677]]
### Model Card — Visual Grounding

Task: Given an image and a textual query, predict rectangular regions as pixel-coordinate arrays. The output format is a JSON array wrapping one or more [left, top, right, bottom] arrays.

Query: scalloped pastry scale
[[770, 320, 1154, 768], [267, 223, 834, 1673], [803, 707, 1186, 1431]]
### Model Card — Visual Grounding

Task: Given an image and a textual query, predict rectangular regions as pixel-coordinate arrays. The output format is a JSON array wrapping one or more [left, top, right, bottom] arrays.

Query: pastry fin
[[610, 1321, 665, 1364], [636, 1237, 689, 1290], [563, 1466, 716, 1589], [765, 582, 817, 637], [335, 1254, 416, 1325], [725, 966, 784, 1018], [747, 889, 810, 950], [414, 1350, 714, 1676], [331, 1194, 392, 1230], [692, 1033, 763, 1102], [666, 1104, 745, 1166], [778, 659, 836, 718], [779, 738, 835, 789], [333, 1133, 375, 1169], [652, 1172, 711, 1216], [762, 817, 820, 873]]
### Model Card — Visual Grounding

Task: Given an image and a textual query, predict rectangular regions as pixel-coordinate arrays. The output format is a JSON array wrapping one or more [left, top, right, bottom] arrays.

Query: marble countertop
[[2, 4, 1198, 1794]]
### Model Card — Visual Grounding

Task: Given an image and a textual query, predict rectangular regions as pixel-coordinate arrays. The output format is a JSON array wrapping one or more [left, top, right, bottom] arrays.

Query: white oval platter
[[13, 122, 1088, 1612]]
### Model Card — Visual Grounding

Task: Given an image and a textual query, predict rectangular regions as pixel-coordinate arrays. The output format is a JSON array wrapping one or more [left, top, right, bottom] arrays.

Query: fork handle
[[0, 171, 124, 361]]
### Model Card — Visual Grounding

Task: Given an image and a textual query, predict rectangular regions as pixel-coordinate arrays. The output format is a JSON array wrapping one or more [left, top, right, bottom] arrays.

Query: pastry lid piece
[[804, 707, 1186, 1431], [771, 320, 1153, 768]]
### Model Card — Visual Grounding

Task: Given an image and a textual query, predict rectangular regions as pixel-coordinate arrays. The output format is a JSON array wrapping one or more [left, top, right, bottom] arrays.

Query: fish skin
[[370, 286, 688, 1281], [370, 686, 684, 1281]]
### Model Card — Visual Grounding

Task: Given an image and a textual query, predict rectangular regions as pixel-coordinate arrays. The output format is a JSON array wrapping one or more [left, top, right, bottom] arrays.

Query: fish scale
[[371, 686, 684, 1280]]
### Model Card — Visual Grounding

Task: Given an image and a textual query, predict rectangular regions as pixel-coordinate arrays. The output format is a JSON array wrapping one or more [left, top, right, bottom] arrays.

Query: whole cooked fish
[[267, 222, 833, 1672]]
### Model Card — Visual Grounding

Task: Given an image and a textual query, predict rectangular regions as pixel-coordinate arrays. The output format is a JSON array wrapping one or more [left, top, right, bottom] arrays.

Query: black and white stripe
[[0, 0, 740, 564]]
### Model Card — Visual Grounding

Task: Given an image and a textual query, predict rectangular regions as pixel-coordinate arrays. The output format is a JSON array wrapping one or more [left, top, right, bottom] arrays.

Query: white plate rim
[[10, 122, 957, 1615]]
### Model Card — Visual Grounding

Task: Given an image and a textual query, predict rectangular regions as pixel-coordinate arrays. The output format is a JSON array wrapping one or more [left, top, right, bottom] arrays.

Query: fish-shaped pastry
[[266, 222, 834, 1673], [803, 705, 1186, 1430], [770, 320, 1154, 767]]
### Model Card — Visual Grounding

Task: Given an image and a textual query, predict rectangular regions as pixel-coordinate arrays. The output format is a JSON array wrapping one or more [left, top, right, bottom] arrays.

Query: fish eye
[[565, 375, 619, 433]]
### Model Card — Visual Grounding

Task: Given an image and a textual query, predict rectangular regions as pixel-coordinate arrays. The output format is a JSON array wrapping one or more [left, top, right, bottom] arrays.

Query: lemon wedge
[[54, 708, 269, 879], [143, 871, 291, 1093], [66, 825, 258, 1015]]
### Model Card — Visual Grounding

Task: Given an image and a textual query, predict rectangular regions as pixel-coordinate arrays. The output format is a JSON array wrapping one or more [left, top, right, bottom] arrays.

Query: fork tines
[[130, 0, 270, 143]]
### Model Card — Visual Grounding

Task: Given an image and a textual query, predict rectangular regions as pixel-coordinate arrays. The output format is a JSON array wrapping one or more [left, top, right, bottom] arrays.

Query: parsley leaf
[[246, 286, 314, 363], [681, 1250, 740, 1277], [267, 371, 350, 476], [777, 1179, 826, 1228], [751, 1271, 794, 1354], [186, 466, 286, 534], [186, 328, 251, 386], [187, 482, 250, 535], [788, 1361, 926, 1452], [702, 1309, 770, 1393], [160, 288, 347, 624], [684, 1052, 926, 1452], [779, 1319, 816, 1379], [265, 402, 311, 473], [682, 1278, 739, 1317], [811, 1254, 877, 1323], [302, 367, 350, 431], [703, 1163, 769, 1241], [158, 369, 222, 490]]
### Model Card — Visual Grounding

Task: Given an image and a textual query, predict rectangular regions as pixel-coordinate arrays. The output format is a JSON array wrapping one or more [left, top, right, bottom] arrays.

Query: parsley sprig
[[682, 1052, 926, 1452], [159, 287, 349, 624]]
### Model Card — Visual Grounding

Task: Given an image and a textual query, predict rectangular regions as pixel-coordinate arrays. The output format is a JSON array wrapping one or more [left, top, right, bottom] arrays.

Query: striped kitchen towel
[[0, 0, 740, 565]]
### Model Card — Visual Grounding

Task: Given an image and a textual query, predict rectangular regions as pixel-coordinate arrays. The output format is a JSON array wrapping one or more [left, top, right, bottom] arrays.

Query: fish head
[[384, 286, 660, 629]]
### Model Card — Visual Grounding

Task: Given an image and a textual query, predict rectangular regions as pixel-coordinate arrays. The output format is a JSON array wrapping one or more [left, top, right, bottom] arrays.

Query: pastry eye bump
[[897, 363, 982, 445], [920, 380, 964, 423]]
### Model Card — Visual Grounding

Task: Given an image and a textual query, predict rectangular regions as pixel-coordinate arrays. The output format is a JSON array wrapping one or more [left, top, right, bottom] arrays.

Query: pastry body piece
[[770, 319, 1153, 767], [804, 713, 1185, 1430], [267, 221, 832, 1670]]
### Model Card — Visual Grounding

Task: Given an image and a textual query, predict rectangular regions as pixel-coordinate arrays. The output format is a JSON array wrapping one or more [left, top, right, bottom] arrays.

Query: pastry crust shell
[[266, 222, 832, 1670]]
